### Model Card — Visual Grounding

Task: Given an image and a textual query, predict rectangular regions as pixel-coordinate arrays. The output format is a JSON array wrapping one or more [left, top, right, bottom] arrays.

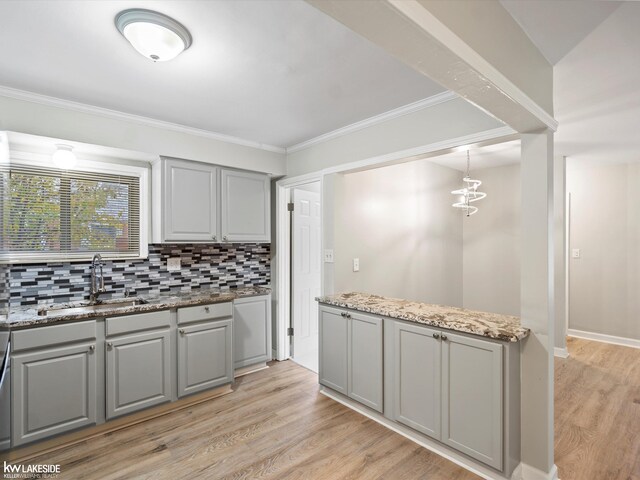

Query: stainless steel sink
[[37, 298, 148, 317]]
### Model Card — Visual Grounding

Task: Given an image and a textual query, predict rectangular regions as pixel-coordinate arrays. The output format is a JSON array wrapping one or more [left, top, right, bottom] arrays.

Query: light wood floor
[[27, 337, 639, 480]]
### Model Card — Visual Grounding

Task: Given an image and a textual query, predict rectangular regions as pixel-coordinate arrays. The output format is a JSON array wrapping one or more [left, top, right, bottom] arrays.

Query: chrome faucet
[[89, 253, 106, 303]]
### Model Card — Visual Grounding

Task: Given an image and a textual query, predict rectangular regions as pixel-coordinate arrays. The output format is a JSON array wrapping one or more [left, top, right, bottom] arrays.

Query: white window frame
[[1, 150, 150, 264]]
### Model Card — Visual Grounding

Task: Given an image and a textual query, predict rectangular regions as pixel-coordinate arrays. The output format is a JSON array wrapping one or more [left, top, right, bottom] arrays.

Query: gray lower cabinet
[[177, 319, 233, 397], [233, 295, 271, 370], [319, 306, 383, 412], [106, 329, 172, 419], [318, 306, 348, 394], [442, 332, 503, 470], [393, 321, 441, 438], [348, 312, 383, 412], [12, 342, 97, 446]]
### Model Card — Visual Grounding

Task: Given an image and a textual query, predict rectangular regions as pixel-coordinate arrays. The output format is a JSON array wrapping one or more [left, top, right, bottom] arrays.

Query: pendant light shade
[[115, 9, 192, 62], [451, 150, 486, 217], [52, 144, 77, 170]]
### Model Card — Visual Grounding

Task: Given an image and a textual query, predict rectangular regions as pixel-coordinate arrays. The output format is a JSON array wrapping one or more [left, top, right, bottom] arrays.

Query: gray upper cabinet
[[159, 158, 218, 242], [105, 329, 172, 419], [178, 319, 233, 398], [12, 342, 97, 446], [233, 295, 272, 369], [393, 321, 441, 438], [442, 332, 503, 470], [220, 169, 270, 242], [319, 306, 348, 394], [348, 312, 383, 413]]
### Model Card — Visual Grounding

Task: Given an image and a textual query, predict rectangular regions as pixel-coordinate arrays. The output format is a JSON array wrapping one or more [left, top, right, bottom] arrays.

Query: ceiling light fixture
[[52, 144, 78, 170], [115, 9, 192, 62], [451, 150, 486, 217]]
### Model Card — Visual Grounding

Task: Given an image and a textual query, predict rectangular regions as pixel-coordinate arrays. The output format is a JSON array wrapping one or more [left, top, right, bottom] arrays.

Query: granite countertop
[[316, 292, 529, 342], [5, 286, 271, 330]]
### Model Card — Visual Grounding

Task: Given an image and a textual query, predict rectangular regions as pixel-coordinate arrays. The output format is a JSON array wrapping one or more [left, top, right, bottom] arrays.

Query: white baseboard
[[320, 387, 515, 480], [553, 347, 569, 358], [520, 463, 558, 480], [568, 329, 640, 349]]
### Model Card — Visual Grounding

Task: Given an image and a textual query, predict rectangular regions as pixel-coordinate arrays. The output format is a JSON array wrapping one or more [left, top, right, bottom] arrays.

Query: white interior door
[[292, 186, 321, 372]]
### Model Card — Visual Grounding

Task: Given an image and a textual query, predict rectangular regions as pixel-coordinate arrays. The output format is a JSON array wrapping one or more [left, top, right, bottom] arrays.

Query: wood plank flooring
[[24, 337, 640, 480]]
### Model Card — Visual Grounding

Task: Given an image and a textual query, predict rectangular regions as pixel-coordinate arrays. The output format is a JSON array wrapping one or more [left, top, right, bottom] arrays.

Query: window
[[0, 164, 142, 262]]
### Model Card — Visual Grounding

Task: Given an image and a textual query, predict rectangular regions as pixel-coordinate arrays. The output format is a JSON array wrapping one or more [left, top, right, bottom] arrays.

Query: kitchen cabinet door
[[233, 295, 272, 369], [178, 319, 233, 398], [393, 321, 442, 440], [348, 312, 383, 412], [220, 169, 270, 242], [12, 343, 97, 446], [318, 306, 348, 395], [162, 159, 218, 242], [106, 329, 171, 419], [442, 332, 503, 470]]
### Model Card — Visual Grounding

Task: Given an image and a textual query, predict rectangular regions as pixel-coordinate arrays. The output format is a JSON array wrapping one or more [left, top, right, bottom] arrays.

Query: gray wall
[[332, 159, 463, 306], [567, 160, 640, 340], [462, 164, 521, 316]]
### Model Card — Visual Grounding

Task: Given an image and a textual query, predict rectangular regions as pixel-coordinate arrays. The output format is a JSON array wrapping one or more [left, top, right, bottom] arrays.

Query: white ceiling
[[429, 141, 521, 173], [500, 0, 621, 65], [0, 0, 445, 150]]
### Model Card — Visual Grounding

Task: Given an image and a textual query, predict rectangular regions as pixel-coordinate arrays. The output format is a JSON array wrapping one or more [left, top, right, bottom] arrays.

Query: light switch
[[353, 258, 360, 272], [167, 257, 181, 271], [324, 249, 334, 263], [572, 249, 581, 259]]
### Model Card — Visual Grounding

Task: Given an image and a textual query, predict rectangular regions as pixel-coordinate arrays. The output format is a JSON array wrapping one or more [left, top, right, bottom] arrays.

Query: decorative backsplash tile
[[9, 243, 270, 307]]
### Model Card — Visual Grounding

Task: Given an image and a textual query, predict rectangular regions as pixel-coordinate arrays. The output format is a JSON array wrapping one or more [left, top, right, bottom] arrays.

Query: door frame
[[275, 173, 324, 361]]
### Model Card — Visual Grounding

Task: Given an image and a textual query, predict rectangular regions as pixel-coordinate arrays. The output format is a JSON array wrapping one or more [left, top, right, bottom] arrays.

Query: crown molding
[[0, 85, 286, 154], [285, 91, 458, 154]]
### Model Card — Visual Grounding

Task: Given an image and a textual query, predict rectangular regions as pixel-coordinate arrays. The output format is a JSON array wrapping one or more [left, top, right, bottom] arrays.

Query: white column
[[520, 131, 558, 480], [554, 156, 568, 356]]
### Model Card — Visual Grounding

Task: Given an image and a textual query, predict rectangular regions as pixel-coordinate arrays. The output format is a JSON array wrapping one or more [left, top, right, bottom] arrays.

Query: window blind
[[0, 165, 141, 261]]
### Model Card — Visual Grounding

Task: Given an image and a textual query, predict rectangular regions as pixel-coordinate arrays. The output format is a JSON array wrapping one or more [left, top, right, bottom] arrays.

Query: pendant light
[[451, 150, 486, 217], [51, 144, 77, 170], [115, 9, 192, 62]]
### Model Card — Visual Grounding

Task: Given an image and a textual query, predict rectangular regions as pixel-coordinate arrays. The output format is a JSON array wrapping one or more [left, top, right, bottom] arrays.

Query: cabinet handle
[[441, 334, 448, 341], [340, 312, 346, 317], [204, 306, 210, 313], [223, 236, 228, 241], [433, 333, 440, 339], [107, 342, 113, 349], [345, 313, 351, 319], [212, 235, 217, 241], [88, 345, 95, 352], [179, 329, 185, 335]]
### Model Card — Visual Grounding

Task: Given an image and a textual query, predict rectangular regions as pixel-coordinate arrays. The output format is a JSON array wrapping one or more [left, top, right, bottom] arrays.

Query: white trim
[[520, 463, 559, 480], [322, 125, 515, 175], [275, 175, 324, 361], [554, 347, 569, 358], [286, 91, 458, 153], [0, 85, 285, 154], [388, 1, 558, 132], [567, 329, 640, 349], [320, 387, 520, 480]]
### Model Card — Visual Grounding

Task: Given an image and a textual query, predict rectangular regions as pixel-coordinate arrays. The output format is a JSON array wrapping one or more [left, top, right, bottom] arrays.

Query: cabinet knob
[[212, 235, 217, 241], [345, 313, 351, 319], [340, 312, 346, 317], [204, 306, 210, 313], [88, 345, 95, 352], [441, 334, 448, 341], [179, 329, 185, 335], [433, 333, 440, 339], [107, 342, 113, 349], [223, 236, 228, 241]]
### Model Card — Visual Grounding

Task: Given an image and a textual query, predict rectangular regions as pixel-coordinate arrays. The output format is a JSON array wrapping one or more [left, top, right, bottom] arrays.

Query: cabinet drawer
[[106, 310, 171, 337], [178, 302, 232, 325], [12, 321, 96, 352]]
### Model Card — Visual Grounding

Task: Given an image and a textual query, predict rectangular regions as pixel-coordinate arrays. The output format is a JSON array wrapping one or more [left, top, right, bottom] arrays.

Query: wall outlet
[[353, 258, 360, 272], [167, 257, 181, 271], [572, 249, 581, 259], [324, 249, 334, 263]]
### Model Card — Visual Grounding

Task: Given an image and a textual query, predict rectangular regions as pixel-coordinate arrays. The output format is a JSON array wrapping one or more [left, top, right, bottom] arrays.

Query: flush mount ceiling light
[[451, 150, 486, 217], [115, 9, 192, 62], [52, 144, 77, 170]]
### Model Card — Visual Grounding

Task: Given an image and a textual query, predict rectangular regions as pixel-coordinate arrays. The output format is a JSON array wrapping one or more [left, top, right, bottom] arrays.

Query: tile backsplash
[[9, 243, 270, 307]]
